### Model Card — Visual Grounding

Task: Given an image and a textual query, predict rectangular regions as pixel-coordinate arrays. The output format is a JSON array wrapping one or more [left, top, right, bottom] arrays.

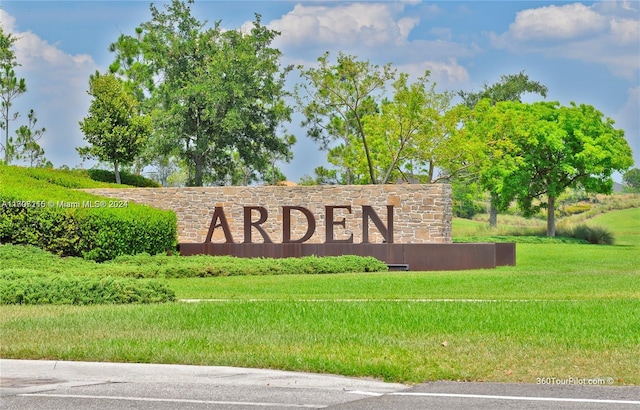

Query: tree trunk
[[114, 160, 121, 184], [547, 195, 556, 237], [356, 117, 376, 184], [3, 105, 9, 164], [193, 157, 204, 187], [361, 134, 376, 184], [489, 193, 498, 229]]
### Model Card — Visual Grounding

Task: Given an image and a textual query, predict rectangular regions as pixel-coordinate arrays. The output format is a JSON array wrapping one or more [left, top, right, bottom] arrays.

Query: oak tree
[[78, 72, 152, 184], [109, 0, 293, 186], [458, 71, 548, 227], [475, 100, 633, 236]]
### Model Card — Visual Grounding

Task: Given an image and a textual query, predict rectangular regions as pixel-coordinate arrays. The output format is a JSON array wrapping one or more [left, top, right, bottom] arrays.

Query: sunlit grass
[[1, 300, 637, 384]]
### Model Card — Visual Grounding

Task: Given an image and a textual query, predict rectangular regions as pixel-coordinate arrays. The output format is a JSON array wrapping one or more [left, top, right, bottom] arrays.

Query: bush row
[[2, 165, 159, 188], [0, 205, 177, 262], [104, 253, 389, 278], [3, 166, 118, 189], [1, 165, 177, 261], [1, 244, 389, 279], [86, 169, 160, 187], [0, 272, 175, 305], [453, 223, 614, 245]]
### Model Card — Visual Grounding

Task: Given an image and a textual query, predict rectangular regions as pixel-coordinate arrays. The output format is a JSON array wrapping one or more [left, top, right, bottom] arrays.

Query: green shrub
[[558, 224, 615, 245], [561, 204, 592, 216], [5, 166, 120, 189], [453, 235, 587, 244], [87, 169, 160, 187], [0, 205, 177, 261], [105, 254, 389, 278], [0, 274, 175, 305], [1, 165, 177, 261], [0, 244, 388, 280], [78, 207, 177, 261]]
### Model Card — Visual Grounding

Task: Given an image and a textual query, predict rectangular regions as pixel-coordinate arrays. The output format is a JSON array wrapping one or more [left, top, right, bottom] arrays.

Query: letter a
[[205, 207, 234, 243]]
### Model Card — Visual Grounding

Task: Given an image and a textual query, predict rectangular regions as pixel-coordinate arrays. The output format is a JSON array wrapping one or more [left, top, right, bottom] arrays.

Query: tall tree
[[458, 71, 548, 227], [478, 100, 633, 236], [109, 0, 293, 186], [0, 27, 27, 164], [460, 99, 526, 216], [78, 72, 152, 184], [295, 52, 395, 184], [622, 168, 640, 192], [340, 72, 463, 184], [13, 109, 48, 167]]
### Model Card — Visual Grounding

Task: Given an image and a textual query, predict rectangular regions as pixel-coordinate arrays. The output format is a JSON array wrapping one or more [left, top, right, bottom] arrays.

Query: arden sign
[[206, 205, 394, 244]]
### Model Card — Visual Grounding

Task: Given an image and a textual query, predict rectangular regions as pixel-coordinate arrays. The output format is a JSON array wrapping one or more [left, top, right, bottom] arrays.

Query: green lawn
[[1, 207, 639, 385]]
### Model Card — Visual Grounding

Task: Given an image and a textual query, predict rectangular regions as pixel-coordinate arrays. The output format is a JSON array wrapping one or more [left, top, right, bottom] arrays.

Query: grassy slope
[[0, 164, 124, 190], [0, 165, 125, 205]]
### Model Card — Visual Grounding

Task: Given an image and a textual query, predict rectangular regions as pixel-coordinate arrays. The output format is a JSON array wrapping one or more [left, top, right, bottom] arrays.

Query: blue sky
[[1, 1, 638, 182]]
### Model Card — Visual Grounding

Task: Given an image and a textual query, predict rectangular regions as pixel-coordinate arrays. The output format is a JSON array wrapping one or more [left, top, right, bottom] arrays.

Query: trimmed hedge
[[87, 168, 161, 187], [0, 272, 175, 305], [1, 165, 177, 261], [105, 254, 389, 278], [5, 166, 121, 189], [1, 244, 389, 278]]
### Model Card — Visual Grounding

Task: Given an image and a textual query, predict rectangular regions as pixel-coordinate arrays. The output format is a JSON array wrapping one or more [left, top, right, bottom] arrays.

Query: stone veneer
[[83, 184, 453, 244]]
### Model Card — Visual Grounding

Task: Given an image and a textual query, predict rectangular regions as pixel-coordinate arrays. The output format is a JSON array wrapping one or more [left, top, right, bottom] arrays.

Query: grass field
[[1, 207, 638, 385]]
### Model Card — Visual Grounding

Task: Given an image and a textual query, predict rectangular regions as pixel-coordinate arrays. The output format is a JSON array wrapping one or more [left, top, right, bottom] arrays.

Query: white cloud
[[398, 59, 470, 87], [269, 3, 418, 48], [0, 9, 17, 32], [610, 17, 640, 44], [430, 27, 452, 41], [1, 9, 98, 168], [508, 3, 607, 40], [489, 2, 639, 81]]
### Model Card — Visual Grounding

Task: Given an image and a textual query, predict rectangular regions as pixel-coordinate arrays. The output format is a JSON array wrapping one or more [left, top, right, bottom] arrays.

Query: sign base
[[178, 243, 515, 271]]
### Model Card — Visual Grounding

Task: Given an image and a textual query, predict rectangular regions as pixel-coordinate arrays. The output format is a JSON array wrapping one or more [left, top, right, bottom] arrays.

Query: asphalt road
[[1, 360, 639, 409]]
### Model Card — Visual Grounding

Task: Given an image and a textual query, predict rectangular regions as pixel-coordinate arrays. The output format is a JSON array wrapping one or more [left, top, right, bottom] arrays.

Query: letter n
[[205, 207, 234, 243], [362, 205, 394, 244]]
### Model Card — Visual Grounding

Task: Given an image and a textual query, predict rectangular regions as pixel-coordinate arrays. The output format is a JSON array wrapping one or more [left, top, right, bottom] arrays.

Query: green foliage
[[0, 26, 28, 165], [0, 164, 177, 261], [454, 235, 587, 244], [557, 224, 615, 245], [86, 168, 160, 187], [354, 72, 467, 184], [458, 71, 548, 108], [104, 254, 388, 278], [466, 100, 634, 236], [295, 51, 396, 184], [451, 179, 485, 219], [110, 2, 294, 186], [1, 209, 638, 382], [2, 165, 120, 189], [0, 244, 388, 279], [456, 71, 549, 229], [0, 273, 175, 305], [78, 72, 152, 184], [623, 168, 640, 192], [560, 204, 591, 216], [12, 109, 48, 167]]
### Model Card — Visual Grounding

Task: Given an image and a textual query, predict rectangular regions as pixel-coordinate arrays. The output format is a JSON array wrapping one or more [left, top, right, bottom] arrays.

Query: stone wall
[[83, 184, 453, 244]]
